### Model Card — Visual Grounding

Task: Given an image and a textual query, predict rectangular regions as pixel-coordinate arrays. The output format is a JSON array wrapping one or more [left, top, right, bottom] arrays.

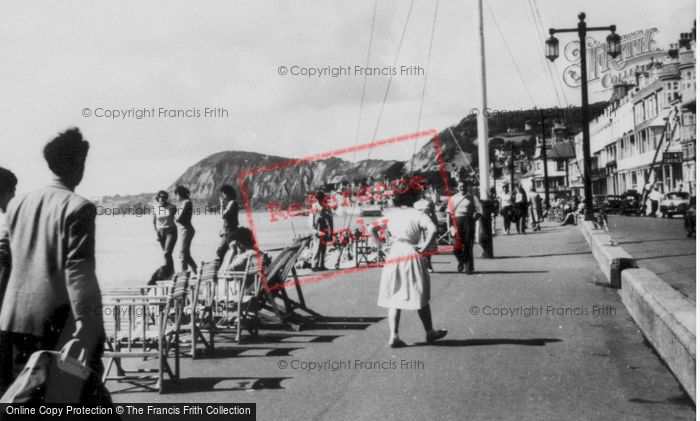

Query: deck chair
[[258, 236, 321, 331], [217, 253, 263, 343], [435, 211, 454, 246], [354, 235, 384, 267], [102, 271, 190, 393], [189, 260, 218, 358]]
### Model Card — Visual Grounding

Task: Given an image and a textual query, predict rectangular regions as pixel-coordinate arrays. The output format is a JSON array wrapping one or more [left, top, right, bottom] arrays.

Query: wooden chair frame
[[102, 271, 190, 393], [217, 254, 262, 343]]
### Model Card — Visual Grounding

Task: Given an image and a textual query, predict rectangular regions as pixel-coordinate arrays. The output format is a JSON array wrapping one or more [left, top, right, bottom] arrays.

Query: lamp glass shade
[[606, 32, 621, 59], [545, 35, 559, 61]]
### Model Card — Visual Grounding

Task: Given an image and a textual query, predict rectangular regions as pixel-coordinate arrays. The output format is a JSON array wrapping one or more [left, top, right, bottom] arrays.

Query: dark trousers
[[215, 230, 236, 269], [312, 236, 328, 269], [517, 203, 528, 233], [178, 226, 197, 272], [502, 205, 513, 232], [650, 200, 658, 217], [157, 227, 177, 276], [454, 216, 475, 272]]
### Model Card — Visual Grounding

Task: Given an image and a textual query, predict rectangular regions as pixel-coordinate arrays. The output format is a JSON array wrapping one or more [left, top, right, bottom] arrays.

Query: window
[[634, 103, 645, 125], [557, 161, 565, 171], [684, 113, 696, 126], [644, 95, 658, 120], [630, 134, 637, 155]]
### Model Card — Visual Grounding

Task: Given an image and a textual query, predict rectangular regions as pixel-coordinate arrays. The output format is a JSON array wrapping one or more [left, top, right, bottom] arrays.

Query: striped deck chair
[[102, 271, 190, 393], [217, 253, 263, 343], [258, 236, 321, 331], [189, 260, 218, 358]]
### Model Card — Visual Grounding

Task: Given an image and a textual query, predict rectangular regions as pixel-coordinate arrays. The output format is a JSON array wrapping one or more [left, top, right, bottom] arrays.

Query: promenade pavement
[[606, 214, 696, 302], [108, 221, 695, 420]]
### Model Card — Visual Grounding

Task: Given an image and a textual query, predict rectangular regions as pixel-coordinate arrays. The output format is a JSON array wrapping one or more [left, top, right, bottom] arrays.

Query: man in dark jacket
[[513, 184, 528, 234], [0, 129, 106, 402], [0, 168, 17, 307]]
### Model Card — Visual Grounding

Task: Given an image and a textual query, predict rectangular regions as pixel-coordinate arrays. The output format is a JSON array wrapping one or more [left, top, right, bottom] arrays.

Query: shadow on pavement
[[200, 346, 304, 359], [490, 252, 589, 259], [629, 394, 695, 407], [617, 238, 692, 244], [635, 253, 696, 260], [471, 270, 549, 275], [415, 338, 562, 347], [256, 316, 384, 332], [164, 376, 292, 394], [244, 333, 343, 344]]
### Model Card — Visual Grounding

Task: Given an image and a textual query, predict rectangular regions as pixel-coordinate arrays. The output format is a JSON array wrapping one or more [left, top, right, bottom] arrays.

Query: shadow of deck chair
[[102, 271, 190, 393], [217, 253, 263, 343], [258, 236, 321, 331]]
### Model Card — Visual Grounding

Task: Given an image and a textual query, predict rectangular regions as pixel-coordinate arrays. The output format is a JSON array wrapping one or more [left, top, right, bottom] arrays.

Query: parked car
[[601, 195, 623, 214], [685, 196, 695, 237], [620, 191, 643, 216], [660, 191, 691, 218]]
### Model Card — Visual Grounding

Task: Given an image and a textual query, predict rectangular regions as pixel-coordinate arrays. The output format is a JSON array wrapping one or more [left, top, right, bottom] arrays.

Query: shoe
[[427, 267, 434, 273], [426, 329, 448, 343], [389, 338, 407, 348], [457, 263, 464, 272]]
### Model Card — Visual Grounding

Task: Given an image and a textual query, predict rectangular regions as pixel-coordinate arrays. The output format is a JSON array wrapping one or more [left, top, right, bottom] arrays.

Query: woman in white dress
[[373, 188, 447, 348]]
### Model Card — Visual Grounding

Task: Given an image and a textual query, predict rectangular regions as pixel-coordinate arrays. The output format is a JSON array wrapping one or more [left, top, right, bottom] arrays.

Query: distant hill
[[168, 151, 402, 209], [96, 103, 604, 209]]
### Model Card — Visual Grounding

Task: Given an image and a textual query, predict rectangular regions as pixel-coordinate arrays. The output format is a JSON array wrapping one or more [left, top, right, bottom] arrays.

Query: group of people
[[0, 127, 250, 403], [499, 184, 544, 234], [149, 183, 240, 283], [0, 127, 568, 397]]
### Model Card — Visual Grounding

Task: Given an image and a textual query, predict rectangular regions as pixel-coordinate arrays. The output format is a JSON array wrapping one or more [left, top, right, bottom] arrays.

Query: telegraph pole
[[476, 0, 493, 257]]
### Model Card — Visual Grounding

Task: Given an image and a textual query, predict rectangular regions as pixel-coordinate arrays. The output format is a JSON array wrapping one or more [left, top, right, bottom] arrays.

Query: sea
[[95, 211, 383, 288]]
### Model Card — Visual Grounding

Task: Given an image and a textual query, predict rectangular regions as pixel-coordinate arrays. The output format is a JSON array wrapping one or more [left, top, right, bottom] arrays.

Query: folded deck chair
[[258, 236, 321, 330], [435, 211, 454, 246], [102, 271, 190, 393]]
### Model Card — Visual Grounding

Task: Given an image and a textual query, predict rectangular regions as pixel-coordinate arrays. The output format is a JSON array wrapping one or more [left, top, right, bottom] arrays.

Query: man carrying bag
[[0, 128, 112, 407]]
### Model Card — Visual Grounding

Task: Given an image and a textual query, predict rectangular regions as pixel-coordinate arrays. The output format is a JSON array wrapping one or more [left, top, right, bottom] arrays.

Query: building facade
[[571, 24, 696, 198]]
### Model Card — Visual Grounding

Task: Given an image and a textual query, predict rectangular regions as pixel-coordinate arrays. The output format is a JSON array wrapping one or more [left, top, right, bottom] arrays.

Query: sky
[[0, 0, 695, 198]]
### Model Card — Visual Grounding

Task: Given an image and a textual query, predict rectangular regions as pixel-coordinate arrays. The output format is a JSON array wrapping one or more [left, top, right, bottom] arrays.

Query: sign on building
[[563, 28, 667, 89], [662, 152, 683, 164]]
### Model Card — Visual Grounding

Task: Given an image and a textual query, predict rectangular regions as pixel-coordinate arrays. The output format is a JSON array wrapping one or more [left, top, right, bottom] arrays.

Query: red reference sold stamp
[[237, 129, 458, 293]]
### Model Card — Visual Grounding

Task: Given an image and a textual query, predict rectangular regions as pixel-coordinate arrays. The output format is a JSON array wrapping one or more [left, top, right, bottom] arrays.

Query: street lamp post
[[539, 113, 551, 210], [528, 115, 551, 209], [507, 143, 516, 191], [545, 12, 620, 220]]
